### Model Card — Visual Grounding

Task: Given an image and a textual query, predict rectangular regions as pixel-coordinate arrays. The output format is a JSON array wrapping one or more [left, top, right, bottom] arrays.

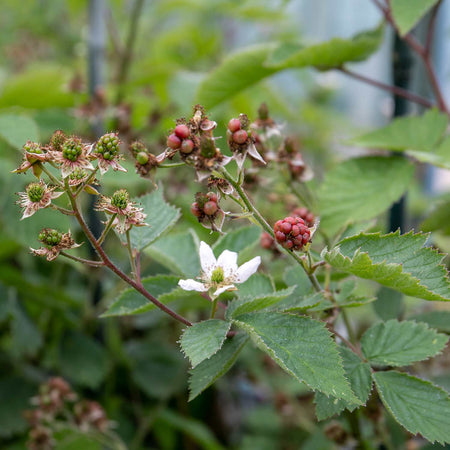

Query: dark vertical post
[[389, 35, 412, 232]]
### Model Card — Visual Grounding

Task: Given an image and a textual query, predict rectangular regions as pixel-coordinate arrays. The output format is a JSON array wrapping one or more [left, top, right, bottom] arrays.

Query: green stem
[[97, 213, 117, 246], [210, 298, 219, 318], [59, 251, 104, 267], [51, 205, 75, 215], [341, 308, 356, 344], [40, 164, 63, 187], [158, 162, 186, 168], [74, 167, 99, 197], [126, 229, 138, 280]]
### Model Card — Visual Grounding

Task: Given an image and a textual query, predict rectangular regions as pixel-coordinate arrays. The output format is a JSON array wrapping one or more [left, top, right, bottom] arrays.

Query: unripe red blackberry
[[174, 124, 190, 140], [167, 134, 181, 149], [190, 202, 202, 217], [292, 207, 315, 227], [260, 232, 275, 250], [274, 216, 311, 251], [228, 118, 241, 133], [232, 129, 248, 144], [180, 139, 195, 154], [206, 192, 217, 203], [203, 201, 218, 216]]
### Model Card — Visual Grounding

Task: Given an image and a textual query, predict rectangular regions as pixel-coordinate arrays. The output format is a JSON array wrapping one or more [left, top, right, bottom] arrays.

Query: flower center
[[111, 189, 129, 210], [210, 267, 224, 284], [62, 138, 83, 162], [39, 229, 62, 247], [27, 183, 45, 202], [70, 168, 87, 181]]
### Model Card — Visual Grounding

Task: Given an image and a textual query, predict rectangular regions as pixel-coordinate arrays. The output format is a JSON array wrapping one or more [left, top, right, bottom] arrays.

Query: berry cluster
[[38, 229, 62, 247], [62, 137, 83, 162], [292, 207, 315, 227], [94, 132, 120, 161], [26, 182, 46, 203], [167, 124, 195, 155], [274, 216, 311, 250], [191, 192, 219, 218], [228, 118, 249, 145]]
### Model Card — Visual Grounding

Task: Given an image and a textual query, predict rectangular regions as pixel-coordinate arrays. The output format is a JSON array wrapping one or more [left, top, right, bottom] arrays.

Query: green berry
[[136, 152, 149, 165], [111, 189, 129, 210], [62, 138, 83, 162], [26, 183, 46, 203]]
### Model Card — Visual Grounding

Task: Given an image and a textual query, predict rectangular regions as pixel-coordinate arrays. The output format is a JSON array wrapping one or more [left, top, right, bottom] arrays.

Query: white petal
[[247, 143, 266, 165], [178, 279, 208, 292], [235, 256, 261, 283], [199, 241, 216, 274], [213, 284, 236, 296], [216, 250, 238, 277]]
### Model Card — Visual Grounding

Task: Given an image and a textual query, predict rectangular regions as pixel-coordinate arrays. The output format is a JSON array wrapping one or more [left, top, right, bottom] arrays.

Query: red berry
[[274, 220, 283, 232], [293, 207, 315, 227], [167, 134, 181, 149], [285, 240, 294, 249], [228, 118, 241, 133], [232, 130, 248, 144], [281, 222, 292, 233], [174, 124, 190, 139], [180, 139, 195, 154], [191, 202, 202, 217], [206, 192, 217, 203], [273, 216, 311, 251], [291, 225, 300, 237], [203, 201, 218, 216], [275, 231, 286, 242], [260, 232, 274, 250]]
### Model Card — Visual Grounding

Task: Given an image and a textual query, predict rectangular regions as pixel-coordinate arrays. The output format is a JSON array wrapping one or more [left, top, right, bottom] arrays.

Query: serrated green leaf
[[361, 319, 448, 367], [391, 0, 439, 35], [145, 229, 200, 278], [373, 287, 404, 321], [189, 333, 248, 401], [318, 156, 415, 234], [276, 292, 324, 312], [197, 25, 383, 108], [101, 275, 180, 317], [265, 24, 384, 69], [410, 311, 450, 333], [322, 231, 450, 302], [180, 320, 231, 368], [283, 265, 313, 297], [213, 226, 261, 255], [238, 273, 274, 298], [421, 197, 450, 235], [226, 287, 295, 319], [315, 346, 372, 420], [0, 114, 39, 149], [233, 312, 359, 402], [373, 371, 450, 444], [58, 332, 109, 389], [122, 190, 180, 251]]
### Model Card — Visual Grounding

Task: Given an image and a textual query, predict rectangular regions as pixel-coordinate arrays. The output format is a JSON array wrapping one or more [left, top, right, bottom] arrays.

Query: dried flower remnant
[[17, 180, 64, 219], [178, 241, 261, 298], [12, 141, 48, 176], [96, 189, 148, 233], [31, 229, 81, 261]]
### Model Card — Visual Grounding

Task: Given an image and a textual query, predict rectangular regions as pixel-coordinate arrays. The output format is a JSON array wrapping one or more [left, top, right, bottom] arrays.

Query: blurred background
[[0, 0, 449, 448]]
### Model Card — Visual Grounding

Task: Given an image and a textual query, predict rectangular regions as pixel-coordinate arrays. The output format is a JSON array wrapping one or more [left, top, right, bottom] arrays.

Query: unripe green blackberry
[[50, 130, 67, 152], [27, 183, 46, 202], [95, 133, 120, 160], [62, 138, 83, 162], [129, 140, 147, 157], [136, 152, 149, 165], [174, 124, 190, 140], [111, 189, 129, 210], [23, 141, 42, 154], [274, 216, 311, 251], [39, 229, 62, 247]]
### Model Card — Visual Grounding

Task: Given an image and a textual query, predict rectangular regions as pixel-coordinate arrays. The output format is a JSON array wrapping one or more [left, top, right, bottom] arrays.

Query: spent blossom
[[95, 189, 147, 233], [93, 132, 127, 175], [51, 136, 94, 178], [17, 180, 64, 220], [178, 241, 261, 298], [31, 229, 81, 261], [12, 141, 48, 176]]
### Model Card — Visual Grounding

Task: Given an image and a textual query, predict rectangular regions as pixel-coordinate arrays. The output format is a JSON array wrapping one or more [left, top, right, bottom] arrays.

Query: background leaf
[[391, 0, 440, 35], [373, 371, 450, 444], [0, 114, 40, 149], [213, 226, 261, 255], [323, 231, 450, 301], [234, 312, 358, 402], [361, 320, 448, 367], [318, 156, 414, 234]]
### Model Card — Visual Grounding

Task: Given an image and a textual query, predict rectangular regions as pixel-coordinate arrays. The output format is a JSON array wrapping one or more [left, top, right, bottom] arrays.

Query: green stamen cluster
[[50, 130, 67, 152], [211, 267, 224, 284], [111, 189, 129, 210], [27, 183, 46, 202], [69, 168, 88, 181], [23, 142, 42, 154], [62, 138, 83, 162], [38, 229, 62, 247], [95, 133, 120, 161]]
